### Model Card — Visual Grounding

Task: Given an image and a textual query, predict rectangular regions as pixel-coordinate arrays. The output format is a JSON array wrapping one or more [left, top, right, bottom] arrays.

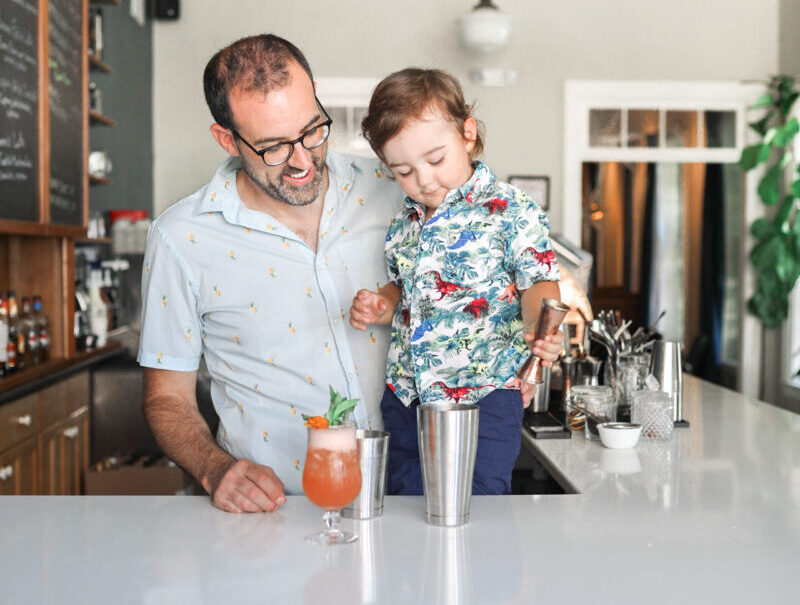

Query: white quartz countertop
[[1, 376, 799, 605]]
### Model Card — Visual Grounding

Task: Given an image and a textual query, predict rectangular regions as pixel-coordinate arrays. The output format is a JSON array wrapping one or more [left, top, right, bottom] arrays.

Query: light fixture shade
[[458, 3, 512, 54]]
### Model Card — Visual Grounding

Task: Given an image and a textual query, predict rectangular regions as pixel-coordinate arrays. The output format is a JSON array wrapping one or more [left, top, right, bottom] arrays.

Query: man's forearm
[[520, 281, 562, 335], [142, 386, 233, 491]]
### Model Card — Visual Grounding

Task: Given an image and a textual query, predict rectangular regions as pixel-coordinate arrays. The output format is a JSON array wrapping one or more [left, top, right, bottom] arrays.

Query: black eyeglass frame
[[232, 97, 333, 167]]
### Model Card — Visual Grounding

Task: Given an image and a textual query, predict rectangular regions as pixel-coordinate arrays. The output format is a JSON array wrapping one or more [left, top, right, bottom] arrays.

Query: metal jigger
[[517, 298, 571, 385]]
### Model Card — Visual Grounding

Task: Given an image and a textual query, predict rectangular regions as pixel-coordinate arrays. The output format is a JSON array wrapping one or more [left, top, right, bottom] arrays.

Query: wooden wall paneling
[[0, 238, 9, 293], [39, 0, 50, 225], [62, 238, 75, 358], [7, 236, 67, 359], [82, 0, 89, 229]]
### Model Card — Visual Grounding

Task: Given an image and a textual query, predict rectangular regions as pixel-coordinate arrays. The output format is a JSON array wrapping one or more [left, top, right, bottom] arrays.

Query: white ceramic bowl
[[597, 423, 642, 449]]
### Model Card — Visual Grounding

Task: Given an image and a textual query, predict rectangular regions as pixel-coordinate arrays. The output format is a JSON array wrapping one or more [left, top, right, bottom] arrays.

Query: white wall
[[153, 0, 779, 232]]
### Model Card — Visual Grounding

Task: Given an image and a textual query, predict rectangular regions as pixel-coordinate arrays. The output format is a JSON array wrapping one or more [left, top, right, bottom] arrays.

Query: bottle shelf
[[89, 111, 115, 126], [88, 54, 111, 74], [89, 175, 112, 185], [75, 237, 112, 245]]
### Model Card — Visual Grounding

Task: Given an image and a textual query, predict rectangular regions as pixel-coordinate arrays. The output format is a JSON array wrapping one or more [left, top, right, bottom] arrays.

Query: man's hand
[[350, 288, 393, 330], [202, 458, 287, 514]]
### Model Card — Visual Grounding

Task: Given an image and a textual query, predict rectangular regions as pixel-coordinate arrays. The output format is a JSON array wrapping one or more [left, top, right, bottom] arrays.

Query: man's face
[[228, 61, 327, 207]]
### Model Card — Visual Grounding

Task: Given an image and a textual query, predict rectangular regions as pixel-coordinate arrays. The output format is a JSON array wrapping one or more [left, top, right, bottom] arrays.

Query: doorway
[[563, 81, 764, 394]]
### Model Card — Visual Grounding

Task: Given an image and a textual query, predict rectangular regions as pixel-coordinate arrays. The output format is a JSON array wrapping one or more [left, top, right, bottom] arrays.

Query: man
[[140, 34, 562, 513], [139, 34, 403, 513]]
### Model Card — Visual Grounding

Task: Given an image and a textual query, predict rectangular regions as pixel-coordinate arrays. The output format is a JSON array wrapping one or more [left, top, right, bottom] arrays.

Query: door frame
[[562, 80, 765, 398]]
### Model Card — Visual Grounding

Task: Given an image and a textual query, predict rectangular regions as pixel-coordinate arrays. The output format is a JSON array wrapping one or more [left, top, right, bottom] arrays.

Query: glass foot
[[306, 510, 359, 546]]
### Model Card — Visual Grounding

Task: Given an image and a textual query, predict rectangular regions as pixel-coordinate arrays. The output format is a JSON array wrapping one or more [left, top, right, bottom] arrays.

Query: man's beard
[[241, 151, 326, 207]]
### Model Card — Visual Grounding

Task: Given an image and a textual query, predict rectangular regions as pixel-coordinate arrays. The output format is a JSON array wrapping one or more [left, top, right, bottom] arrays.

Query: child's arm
[[349, 282, 401, 331], [520, 281, 564, 367]]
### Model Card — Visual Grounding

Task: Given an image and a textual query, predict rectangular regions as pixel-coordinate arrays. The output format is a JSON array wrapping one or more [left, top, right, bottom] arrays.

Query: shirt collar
[[401, 160, 496, 214], [191, 150, 360, 217]]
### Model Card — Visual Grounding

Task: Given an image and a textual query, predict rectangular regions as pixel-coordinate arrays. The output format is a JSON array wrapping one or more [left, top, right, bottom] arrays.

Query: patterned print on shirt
[[384, 161, 560, 406]]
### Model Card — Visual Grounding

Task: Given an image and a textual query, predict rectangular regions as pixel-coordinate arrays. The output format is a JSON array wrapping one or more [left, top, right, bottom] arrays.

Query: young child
[[350, 68, 563, 495]]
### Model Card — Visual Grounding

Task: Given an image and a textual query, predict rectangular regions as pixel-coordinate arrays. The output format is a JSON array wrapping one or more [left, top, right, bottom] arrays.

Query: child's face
[[382, 110, 477, 210]]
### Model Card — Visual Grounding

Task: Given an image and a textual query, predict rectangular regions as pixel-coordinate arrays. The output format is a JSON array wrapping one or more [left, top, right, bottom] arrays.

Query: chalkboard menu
[[0, 0, 39, 222], [49, 0, 83, 226]]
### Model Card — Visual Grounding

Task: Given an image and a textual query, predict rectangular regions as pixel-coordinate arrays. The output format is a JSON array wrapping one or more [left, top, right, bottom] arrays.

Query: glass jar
[[568, 385, 613, 436], [578, 388, 615, 441], [615, 352, 650, 422], [632, 390, 673, 441]]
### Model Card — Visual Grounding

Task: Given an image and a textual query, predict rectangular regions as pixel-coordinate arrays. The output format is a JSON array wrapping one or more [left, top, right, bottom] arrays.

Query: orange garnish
[[304, 415, 329, 429]]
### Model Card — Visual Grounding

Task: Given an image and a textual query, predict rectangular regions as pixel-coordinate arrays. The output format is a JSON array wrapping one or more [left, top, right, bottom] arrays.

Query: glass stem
[[323, 510, 342, 535]]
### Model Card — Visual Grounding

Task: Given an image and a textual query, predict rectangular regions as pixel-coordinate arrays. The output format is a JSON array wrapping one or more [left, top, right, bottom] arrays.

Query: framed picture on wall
[[508, 175, 550, 211]]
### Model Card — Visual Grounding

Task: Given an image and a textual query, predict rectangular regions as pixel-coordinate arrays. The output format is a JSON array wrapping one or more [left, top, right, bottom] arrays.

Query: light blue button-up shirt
[[138, 151, 403, 493]]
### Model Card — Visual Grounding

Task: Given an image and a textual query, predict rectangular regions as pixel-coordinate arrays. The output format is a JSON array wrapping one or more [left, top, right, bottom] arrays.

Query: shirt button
[[348, 372, 354, 379], [333, 317, 340, 325], [421, 243, 430, 251], [415, 358, 424, 366]]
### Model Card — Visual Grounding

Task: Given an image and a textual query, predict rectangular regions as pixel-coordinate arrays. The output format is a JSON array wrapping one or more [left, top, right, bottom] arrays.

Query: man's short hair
[[203, 34, 314, 131]]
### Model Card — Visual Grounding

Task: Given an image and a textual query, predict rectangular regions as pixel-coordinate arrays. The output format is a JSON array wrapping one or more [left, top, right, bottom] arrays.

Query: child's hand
[[349, 289, 391, 331], [523, 330, 564, 368]]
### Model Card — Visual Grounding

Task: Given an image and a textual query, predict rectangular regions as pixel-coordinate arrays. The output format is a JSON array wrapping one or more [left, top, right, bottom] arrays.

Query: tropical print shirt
[[138, 151, 403, 494], [384, 161, 560, 406]]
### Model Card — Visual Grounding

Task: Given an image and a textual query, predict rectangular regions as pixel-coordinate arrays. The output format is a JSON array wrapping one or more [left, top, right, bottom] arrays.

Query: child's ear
[[463, 117, 477, 153]]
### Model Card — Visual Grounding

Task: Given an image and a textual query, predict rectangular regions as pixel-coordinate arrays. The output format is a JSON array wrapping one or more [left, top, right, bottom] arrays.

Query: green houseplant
[[738, 75, 800, 328]]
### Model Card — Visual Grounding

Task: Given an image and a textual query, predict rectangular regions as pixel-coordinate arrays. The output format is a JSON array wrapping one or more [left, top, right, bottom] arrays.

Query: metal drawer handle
[[63, 426, 79, 440], [14, 414, 32, 427], [0, 466, 13, 481]]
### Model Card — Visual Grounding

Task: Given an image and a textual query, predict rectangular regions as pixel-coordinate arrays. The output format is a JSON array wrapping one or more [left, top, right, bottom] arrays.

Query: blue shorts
[[380, 386, 524, 496]]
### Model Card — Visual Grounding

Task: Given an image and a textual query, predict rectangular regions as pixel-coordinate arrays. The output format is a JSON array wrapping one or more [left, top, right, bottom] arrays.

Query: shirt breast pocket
[[443, 228, 497, 288]]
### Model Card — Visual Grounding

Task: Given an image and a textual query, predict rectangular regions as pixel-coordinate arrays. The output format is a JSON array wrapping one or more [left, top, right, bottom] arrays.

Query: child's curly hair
[[361, 68, 485, 163]]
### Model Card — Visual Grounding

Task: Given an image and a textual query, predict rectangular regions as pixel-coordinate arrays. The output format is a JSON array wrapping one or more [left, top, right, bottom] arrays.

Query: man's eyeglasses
[[232, 97, 333, 167]]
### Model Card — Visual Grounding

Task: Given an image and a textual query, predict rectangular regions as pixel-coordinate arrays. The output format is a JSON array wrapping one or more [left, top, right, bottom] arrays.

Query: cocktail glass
[[302, 423, 362, 545]]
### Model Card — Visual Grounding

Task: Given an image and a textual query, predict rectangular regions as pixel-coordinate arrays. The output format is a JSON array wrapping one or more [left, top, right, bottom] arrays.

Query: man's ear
[[463, 117, 477, 154], [210, 123, 240, 157]]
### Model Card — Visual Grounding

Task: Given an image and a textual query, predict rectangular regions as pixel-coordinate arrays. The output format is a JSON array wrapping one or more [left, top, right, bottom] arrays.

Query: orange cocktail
[[302, 424, 361, 544]]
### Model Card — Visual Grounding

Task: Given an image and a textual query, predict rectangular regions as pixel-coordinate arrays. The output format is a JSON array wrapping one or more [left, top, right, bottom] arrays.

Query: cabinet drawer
[[0, 393, 39, 452], [66, 372, 90, 412], [39, 379, 69, 430], [0, 435, 38, 495]]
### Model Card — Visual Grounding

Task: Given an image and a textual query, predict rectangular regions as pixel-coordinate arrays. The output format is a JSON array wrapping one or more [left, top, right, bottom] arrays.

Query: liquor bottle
[[33, 296, 50, 364], [21, 297, 38, 366], [88, 269, 108, 347], [0, 293, 8, 377], [6, 291, 19, 373]]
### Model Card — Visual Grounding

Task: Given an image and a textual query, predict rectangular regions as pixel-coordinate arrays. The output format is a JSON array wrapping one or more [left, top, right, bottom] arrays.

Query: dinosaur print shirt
[[384, 161, 560, 406]]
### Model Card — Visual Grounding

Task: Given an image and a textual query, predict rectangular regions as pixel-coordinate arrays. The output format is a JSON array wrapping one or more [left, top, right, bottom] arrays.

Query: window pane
[[627, 109, 659, 147], [589, 109, 621, 147], [666, 111, 699, 147], [705, 110, 736, 148], [327, 107, 348, 151], [351, 107, 371, 151]]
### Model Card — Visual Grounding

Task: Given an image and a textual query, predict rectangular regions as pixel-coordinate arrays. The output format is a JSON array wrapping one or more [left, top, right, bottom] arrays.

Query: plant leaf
[[780, 91, 800, 116], [757, 162, 782, 205], [749, 93, 774, 109], [790, 177, 800, 199], [750, 217, 778, 239], [750, 234, 784, 269], [775, 237, 795, 282], [739, 144, 771, 170], [749, 110, 777, 136], [775, 194, 795, 228], [772, 117, 799, 146], [793, 213, 800, 253]]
